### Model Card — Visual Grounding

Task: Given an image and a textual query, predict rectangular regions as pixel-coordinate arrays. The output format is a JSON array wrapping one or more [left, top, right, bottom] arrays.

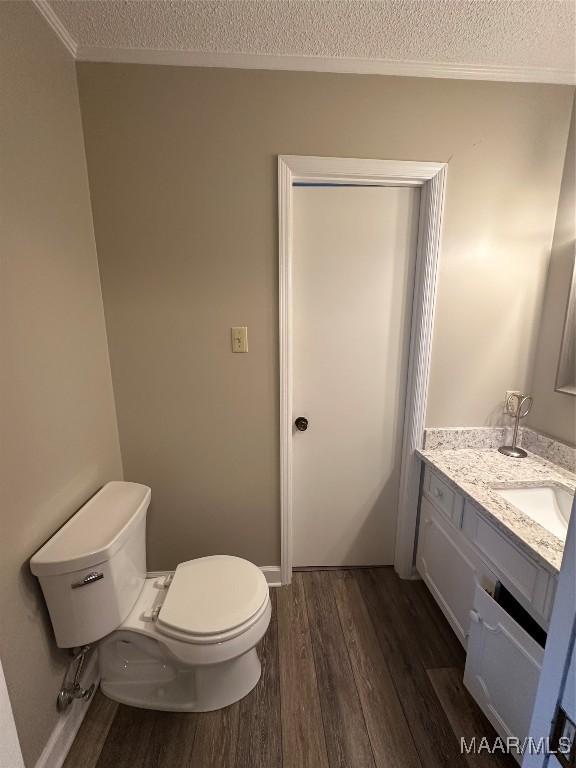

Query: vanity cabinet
[[424, 467, 464, 527], [416, 464, 556, 760], [417, 497, 496, 646], [417, 466, 556, 633], [464, 585, 544, 749], [461, 501, 556, 627]]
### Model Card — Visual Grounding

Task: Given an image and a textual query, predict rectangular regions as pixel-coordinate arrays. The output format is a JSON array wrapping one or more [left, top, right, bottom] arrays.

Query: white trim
[[0, 657, 24, 768], [395, 167, 447, 578], [279, 157, 294, 586], [278, 156, 447, 584], [31, 1, 78, 58], [523, 501, 576, 768], [148, 567, 282, 587], [27, 4, 576, 86], [259, 566, 282, 588], [34, 651, 99, 768], [74, 47, 575, 85]]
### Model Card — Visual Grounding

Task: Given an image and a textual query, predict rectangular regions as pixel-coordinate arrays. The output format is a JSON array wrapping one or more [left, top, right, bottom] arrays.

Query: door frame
[[523, 501, 576, 768], [278, 155, 447, 584]]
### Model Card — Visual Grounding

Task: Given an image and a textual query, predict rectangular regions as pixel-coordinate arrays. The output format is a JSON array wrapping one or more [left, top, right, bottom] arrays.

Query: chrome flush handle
[[71, 571, 104, 589]]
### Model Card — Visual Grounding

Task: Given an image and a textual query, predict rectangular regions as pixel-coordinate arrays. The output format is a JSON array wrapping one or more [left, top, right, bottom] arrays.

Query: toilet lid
[[157, 556, 269, 638]]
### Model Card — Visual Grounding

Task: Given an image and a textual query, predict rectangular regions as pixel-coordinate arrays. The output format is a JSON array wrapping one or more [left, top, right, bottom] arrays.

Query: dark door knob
[[294, 417, 309, 432]]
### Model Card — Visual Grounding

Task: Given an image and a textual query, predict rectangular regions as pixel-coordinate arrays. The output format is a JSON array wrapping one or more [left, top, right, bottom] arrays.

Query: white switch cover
[[231, 326, 248, 353]]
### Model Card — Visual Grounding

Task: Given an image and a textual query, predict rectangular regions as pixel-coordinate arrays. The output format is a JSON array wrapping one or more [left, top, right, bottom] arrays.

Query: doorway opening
[[279, 156, 447, 584]]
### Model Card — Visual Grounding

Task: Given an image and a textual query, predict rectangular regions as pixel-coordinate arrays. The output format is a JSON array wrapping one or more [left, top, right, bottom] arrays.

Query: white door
[[292, 185, 420, 566]]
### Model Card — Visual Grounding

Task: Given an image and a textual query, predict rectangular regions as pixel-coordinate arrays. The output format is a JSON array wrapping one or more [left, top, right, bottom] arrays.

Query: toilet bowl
[[99, 558, 271, 711], [30, 482, 270, 712]]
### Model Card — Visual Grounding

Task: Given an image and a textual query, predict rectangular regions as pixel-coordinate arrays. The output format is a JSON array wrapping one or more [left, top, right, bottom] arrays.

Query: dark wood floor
[[64, 569, 515, 768]]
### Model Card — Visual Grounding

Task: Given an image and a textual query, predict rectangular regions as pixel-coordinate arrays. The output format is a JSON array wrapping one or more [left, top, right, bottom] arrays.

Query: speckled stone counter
[[423, 427, 576, 473], [416, 446, 575, 574]]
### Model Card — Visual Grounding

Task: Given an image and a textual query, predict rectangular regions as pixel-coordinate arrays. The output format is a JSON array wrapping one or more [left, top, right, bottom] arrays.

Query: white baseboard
[[34, 651, 99, 768], [1, 657, 24, 768], [259, 566, 282, 588], [394, 563, 422, 581], [148, 566, 283, 587]]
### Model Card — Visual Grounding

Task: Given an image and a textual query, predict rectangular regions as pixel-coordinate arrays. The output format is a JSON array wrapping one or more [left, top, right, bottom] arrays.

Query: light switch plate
[[231, 326, 248, 353]]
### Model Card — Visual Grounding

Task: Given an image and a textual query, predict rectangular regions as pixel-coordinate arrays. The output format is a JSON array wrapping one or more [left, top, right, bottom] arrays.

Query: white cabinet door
[[464, 584, 544, 758], [417, 497, 495, 647], [461, 501, 556, 627]]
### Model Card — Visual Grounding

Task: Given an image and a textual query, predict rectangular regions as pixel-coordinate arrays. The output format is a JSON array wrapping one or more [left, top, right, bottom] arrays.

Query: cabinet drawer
[[464, 584, 544, 756], [424, 467, 463, 527], [417, 498, 496, 648], [462, 501, 555, 625]]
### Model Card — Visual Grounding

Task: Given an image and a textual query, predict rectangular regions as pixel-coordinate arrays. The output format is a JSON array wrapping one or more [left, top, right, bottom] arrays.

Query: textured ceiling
[[48, 0, 575, 76]]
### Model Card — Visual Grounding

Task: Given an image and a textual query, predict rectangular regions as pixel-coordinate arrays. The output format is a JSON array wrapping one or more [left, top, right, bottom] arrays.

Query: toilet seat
[[156, 555, 269, 644]]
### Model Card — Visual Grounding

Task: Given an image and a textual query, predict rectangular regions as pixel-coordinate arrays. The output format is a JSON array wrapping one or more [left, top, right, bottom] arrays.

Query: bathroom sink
[[496, 485, 573, 540]]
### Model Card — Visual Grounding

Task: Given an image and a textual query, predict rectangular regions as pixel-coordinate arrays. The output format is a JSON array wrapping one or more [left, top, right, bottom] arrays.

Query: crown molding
[[74, 47, 575, 85], [32, 0, 78, 57], [28, 2, 575, 86]]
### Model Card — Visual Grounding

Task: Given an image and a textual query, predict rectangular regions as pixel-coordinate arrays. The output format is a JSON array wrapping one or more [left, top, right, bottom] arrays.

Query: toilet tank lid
[[30, 482, 151, 577]]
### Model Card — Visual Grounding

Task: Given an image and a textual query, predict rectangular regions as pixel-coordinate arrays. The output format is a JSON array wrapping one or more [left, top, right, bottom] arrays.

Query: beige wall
[[76, 64, 573, 569], [529, 103, 576, 444], [0, 4, 123, 765]]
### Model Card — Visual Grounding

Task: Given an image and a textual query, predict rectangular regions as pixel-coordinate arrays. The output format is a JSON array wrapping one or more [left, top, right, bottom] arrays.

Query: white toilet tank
[[30, 481, 151, 649]]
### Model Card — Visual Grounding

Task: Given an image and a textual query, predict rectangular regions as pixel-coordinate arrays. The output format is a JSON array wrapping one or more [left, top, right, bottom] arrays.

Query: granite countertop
[[416, 446, 576, 574]]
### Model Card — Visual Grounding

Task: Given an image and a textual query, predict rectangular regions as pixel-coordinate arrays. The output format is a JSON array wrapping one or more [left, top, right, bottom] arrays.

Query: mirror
[[555, 252, 576, 395]]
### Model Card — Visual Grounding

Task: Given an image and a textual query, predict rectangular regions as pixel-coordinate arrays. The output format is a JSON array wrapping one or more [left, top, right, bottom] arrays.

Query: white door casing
[[292, 185, 420, 566], [279, 156, 447, 583], [523, 500, 576, 768]]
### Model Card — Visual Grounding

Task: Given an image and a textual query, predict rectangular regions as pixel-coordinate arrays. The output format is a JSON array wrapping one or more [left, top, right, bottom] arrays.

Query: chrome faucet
[[498, 392, 533, 458]]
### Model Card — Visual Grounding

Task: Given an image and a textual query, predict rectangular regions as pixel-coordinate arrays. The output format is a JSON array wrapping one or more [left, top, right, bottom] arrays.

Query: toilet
[[30, 481, 271, 712]]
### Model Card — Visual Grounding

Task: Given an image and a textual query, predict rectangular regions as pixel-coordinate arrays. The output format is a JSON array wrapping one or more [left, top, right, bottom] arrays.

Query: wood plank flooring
[[64, 569, 514, 768]]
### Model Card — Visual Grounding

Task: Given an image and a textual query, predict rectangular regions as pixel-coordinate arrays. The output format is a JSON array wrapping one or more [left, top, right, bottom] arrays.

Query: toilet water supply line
[[57, 644, 95, 711]]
